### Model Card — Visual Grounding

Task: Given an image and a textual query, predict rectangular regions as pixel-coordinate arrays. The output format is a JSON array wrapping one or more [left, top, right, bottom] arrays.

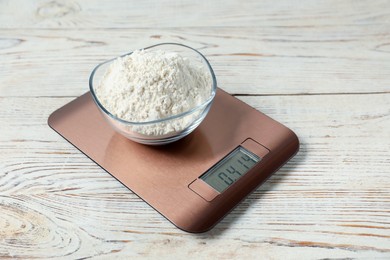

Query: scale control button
[[189, 178, 220, 202], [241, 138, 269, 158]]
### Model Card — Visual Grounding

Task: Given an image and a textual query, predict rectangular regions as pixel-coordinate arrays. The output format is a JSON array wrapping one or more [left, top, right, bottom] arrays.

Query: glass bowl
[[89, 43, 217, 145]]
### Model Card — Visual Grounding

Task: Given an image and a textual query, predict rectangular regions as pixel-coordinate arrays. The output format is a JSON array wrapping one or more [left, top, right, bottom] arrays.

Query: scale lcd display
[[201, 146, 260, 193]]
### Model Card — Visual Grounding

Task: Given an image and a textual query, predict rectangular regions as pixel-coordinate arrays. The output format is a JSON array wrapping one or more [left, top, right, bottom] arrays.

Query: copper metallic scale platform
[[48, 88, 299, 233]]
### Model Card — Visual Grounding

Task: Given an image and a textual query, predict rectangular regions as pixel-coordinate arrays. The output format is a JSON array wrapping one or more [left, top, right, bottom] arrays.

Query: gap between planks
[[1, 92, 389, 99], [232, 91, 390, 97]]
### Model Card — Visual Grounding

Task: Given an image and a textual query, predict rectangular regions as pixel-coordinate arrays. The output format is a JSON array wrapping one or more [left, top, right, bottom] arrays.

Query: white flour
[[95, 49, 212, 136]]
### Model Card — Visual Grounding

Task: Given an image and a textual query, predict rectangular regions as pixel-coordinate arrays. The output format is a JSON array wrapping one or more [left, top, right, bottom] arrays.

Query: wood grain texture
[[1, 0, 390, 259], [2, 26, 390, 97], [1, 95, 389, 258], [1, 0, 390, 29]]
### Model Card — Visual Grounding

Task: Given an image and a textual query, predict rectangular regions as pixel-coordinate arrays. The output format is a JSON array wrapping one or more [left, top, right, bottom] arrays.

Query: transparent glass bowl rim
[[89, 42, 217, 126]]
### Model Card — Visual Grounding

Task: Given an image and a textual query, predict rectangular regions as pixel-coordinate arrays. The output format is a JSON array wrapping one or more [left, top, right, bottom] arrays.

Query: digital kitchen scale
[[48, 88, 299, 233]]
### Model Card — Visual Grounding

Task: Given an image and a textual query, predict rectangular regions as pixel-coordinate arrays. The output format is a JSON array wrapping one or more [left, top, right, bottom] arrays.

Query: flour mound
[[95, 49, 212, 136]]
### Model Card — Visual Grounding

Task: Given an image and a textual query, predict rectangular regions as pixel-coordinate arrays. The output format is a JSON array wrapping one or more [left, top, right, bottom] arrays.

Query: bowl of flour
[[89, 43, 217, 145]]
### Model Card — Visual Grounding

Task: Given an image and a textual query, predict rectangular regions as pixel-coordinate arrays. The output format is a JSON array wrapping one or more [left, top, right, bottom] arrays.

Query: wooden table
[[1, 0, 389, 258]]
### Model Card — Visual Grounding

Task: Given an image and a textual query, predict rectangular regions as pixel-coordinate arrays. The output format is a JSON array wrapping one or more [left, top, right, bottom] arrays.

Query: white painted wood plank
[[1, 95, 389, 258], [1, 0, 389, 29], [1, 26, 390, 97]]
